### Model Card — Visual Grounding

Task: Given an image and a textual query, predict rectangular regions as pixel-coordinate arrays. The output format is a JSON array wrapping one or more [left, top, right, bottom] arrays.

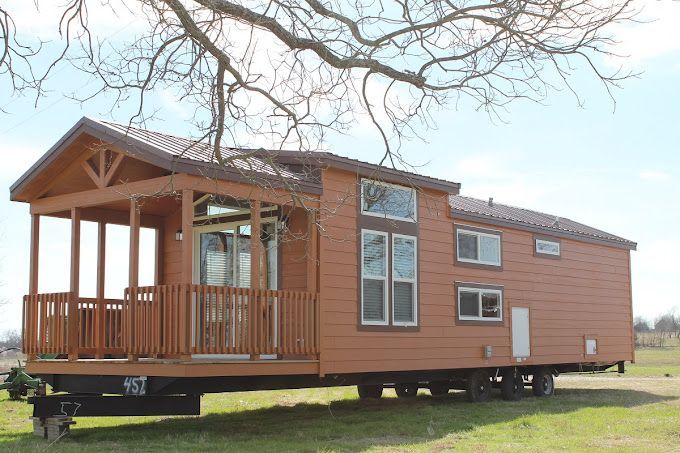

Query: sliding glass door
[[194, 221, 277, 289]]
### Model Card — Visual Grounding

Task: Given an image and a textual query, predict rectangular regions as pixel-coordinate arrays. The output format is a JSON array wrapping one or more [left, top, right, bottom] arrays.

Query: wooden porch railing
[[123, 285, 320, 357], [22, 293, 124, 356], [23, 286, 320, 359]]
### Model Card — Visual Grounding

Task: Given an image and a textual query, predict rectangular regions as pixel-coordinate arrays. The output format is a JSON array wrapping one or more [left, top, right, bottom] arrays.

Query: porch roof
[[10, 117, 321, 201], [10, 117, 462, 202]]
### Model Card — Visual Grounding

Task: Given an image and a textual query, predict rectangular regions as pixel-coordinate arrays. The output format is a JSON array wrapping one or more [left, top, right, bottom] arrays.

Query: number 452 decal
[[123, 376, 148, 395]]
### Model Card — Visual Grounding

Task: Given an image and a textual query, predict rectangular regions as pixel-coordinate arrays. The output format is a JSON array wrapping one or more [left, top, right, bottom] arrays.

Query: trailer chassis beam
[[29, 394, 201, 418]]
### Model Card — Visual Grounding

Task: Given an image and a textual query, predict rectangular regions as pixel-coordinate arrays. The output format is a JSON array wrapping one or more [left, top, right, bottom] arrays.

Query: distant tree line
[[0, 329, 21, 351], [634, 308, 680, 348]]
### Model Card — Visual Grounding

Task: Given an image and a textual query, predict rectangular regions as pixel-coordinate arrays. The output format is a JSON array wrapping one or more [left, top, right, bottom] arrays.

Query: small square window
[[535, 238, 560, 257], [585, 339, 598, 355]]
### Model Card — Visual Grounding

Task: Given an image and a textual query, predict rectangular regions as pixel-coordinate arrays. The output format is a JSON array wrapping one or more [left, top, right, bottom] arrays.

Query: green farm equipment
[[1, 349, 41, 400]]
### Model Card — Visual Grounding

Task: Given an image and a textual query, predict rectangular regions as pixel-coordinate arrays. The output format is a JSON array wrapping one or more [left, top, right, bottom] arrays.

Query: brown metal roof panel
[[95, 119, 301, 179], [261, 150, 461, 194], [450, 195, 636, 250]]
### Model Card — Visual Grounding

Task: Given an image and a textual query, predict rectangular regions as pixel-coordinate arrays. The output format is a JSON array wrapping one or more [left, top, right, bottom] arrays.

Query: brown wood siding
[[162, 208, 183, 284], [319, 167, 633, 375], [280, 207, 309, 291]]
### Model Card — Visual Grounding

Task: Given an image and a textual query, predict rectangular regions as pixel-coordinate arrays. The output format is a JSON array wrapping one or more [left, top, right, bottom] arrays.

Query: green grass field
[[1, 348, 678, 452]]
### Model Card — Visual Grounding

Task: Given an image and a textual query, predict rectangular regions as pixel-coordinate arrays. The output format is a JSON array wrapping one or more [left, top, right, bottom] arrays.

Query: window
[[456, 227, 501, 266], [457, 286, 503, 321], [360, 230, 418, 327], [361, 230, 388, 325], [585, 339, 598, 355], [535, 238, 560, 257], [361, 179, 416, 221], [392, 234, 417, 326]]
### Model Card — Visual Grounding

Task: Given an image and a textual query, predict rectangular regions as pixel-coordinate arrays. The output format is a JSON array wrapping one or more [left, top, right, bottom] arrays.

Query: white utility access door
[[512, 307, 531, 358]]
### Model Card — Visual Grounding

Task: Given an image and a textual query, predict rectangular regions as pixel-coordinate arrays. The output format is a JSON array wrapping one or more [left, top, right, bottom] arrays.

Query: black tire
[[357, 384, 383, 399], [395, 383, 419, 398], [466, 370, 492, 403], [501, 368, 523, 401], [428, 381, 449, 397], [532, 368, 555, 397]]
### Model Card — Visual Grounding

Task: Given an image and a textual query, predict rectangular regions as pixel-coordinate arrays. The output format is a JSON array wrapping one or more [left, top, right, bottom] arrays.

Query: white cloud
[[609, 3, 680, 65], [4, 0, 146, 40], [639, 170, 671, 182]]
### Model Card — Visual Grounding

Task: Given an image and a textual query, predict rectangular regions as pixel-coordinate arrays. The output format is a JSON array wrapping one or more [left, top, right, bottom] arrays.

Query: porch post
[[249, 199, 262, 360], [127, 199, 140, 361], [27, 214, 40, 360], [95, 222, 106, 358], [181, 190, 193, 284], [180, 190, 193, 360], [29, 214, 40, 294], [306, 210, 318, 294], [250, 200, 261, 290], [129, 199, 140, 288], [68, 207, 81, 361], [154, 226, 164, 285]]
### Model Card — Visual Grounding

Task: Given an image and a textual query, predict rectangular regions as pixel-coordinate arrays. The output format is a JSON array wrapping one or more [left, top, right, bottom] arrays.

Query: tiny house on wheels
[[10, 117, 636, 433]]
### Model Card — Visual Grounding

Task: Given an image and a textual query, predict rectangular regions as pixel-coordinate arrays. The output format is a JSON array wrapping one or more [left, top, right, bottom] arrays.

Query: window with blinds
[[361, 230, 388, 325], [393, 235, 417, 326], [361, 230, 418, 327]]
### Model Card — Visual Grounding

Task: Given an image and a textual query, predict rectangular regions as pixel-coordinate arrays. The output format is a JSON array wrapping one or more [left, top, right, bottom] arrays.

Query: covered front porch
[[21, 173, 320, 364]]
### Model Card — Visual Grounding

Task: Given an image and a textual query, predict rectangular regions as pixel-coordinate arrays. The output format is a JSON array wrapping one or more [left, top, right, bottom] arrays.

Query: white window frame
[[392, 234, 418, 327], [456, 227, 502, 266], [535, 238, 561, 256], [361, 229, 389, 326], [457, 285, 503, 322], [360, 178, 417, 223]]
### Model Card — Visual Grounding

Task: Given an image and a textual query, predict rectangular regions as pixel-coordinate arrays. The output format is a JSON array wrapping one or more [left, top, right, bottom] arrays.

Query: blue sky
[[0, 2, 678, 331]]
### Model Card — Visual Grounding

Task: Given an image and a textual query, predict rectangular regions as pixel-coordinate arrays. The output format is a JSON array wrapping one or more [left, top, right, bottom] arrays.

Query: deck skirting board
[[26, 359, 320, 378]]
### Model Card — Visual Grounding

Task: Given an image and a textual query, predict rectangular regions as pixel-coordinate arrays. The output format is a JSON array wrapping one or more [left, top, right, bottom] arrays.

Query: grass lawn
[[0, 348, 678, 452]]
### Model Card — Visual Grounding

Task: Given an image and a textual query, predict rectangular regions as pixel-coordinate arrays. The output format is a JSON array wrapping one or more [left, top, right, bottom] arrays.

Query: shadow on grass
[[1, 387, 675, 451]]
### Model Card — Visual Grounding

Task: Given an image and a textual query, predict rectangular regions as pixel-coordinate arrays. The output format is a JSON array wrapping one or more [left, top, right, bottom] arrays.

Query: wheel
[[466, 370, 492, 402], [501, 368, 523, 401], [357, 384, 383, 399], [428, 381, 449, 397], [395, 383, 419, 398], [532, 367, 555, 397]]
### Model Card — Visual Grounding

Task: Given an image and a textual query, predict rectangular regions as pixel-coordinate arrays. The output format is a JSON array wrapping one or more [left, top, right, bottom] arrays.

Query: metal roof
[[450, 195, 636, 250], [96, 119, 303, 180], [10, 117, 459, 201]]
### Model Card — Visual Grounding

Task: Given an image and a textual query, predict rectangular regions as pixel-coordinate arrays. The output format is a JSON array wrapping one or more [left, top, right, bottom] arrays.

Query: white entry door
[[512, 307, 531, 358]]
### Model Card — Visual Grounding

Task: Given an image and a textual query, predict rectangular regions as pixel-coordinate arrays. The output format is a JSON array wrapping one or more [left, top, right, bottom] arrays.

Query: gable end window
[[455, 226, 502, 267], [535, 237, 561, 257], [361, 179, 416, 222], [457, 285, 503, 322]]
